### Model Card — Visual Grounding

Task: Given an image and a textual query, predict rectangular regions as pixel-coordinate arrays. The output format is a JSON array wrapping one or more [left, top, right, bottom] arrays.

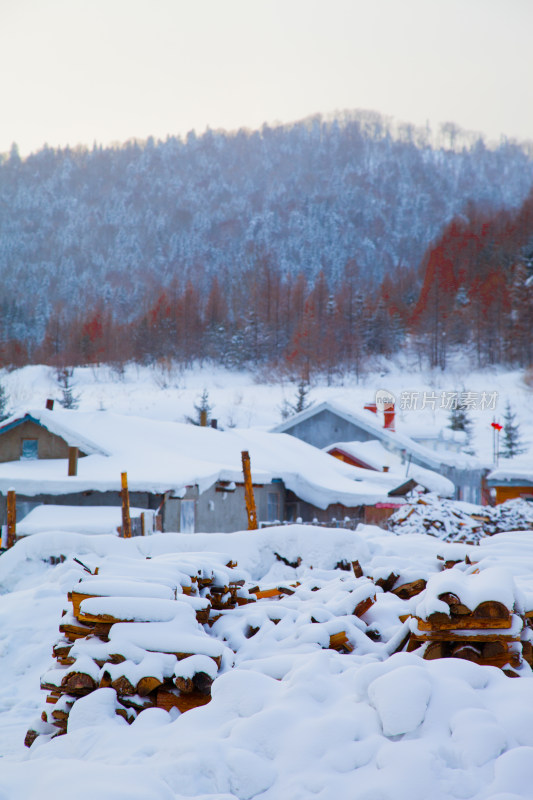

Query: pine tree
[[281, 380, 312, 420], [501, 400, 527, 458], [57, 368, 80, 410], [448, 393, 475, 454], [187, 389, 213, 426], [0, 383, 10, 421]]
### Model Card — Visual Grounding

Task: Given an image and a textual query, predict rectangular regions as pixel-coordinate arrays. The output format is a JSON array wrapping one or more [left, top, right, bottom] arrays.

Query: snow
[[367, 663, 432, 735], [416, 567, 520, 619], [1, 360, 531, 466], [1, 521, 533, 797], [326, 439, 456, 496], [0, 408, 410, 510], [16, 505, 153, 536], [0, 362, 532, 798]]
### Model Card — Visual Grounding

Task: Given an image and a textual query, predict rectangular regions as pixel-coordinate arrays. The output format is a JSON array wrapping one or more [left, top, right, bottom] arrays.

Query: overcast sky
[[1, 0, 532, 156]]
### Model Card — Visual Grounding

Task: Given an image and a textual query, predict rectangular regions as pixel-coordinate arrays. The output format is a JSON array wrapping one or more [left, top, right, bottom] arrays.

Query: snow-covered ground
[[1, 360, 532, 464], [1, 525, 533, 798]]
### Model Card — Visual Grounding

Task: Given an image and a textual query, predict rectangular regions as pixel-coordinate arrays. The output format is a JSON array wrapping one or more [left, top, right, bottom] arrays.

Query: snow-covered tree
[[281, 380, 312, 420], [501, 400, 527, 458], [57, 368, 80, 410], [187, 389, 213, 426], [0, 383, 10, 421], [448, 394, 475, 454]]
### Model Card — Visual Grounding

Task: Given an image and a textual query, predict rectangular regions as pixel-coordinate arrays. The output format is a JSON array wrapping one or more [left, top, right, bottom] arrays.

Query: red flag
[[491, 422, 503, 431]]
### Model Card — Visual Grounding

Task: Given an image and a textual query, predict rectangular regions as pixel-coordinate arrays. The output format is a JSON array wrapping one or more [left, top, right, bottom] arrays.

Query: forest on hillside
[[0, 110, 532, 375]]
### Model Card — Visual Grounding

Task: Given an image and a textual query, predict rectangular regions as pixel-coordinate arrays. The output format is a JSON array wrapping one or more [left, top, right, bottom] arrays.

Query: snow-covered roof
[[272, 399, 483, 471], [16, 505, 152, 537], [0, 408, 406, 509], [326, 440, 455, 497], [487, 458, 533, 485]]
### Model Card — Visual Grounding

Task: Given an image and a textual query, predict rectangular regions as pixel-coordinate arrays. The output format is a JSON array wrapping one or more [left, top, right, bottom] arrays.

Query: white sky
[[1, 0, 532, 156]]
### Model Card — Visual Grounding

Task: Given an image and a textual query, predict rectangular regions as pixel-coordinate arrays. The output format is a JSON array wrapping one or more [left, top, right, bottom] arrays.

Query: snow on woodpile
[[486, 498, 533, 534], [387, 493, 485, 542], [6, 526, 533, 798], [388, 493, 533, 542]]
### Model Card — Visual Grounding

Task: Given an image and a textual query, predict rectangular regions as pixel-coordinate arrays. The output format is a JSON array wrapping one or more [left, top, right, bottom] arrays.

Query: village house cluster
[[0, 397, 531, 541]]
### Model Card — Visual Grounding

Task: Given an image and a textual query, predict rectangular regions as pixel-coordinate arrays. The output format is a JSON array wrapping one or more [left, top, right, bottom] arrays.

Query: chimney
[[382, 465, 390, 473], [364, 402, 378, 414], [46, 398, 54, 410], [383, 403, 395, 431], [210, 419, 218, 429], [200, 409, 207, 427]]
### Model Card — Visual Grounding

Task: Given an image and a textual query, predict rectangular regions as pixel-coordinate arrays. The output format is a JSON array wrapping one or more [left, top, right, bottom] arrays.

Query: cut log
[[354, 594, 375, 618], [51, 708, 70, 722], [251, 588, 284, 599], [451, 644, 483, 663], [59, 620, 95, 641], [521, 640, 533, 666], [195, 608, 210, 624], [192, 671, 213, 695], [417, 613, 513, 631], [174, 676, 194, 694], [328, 631, 353, 652], [375, 573, 399, 593], [52, 641, 73, 659], [392, 579, 427, 600], [472, 601, 511, 622], [422, 641, 448, 660], [61, 672, 96, 695], [352, 560, 363, 579], [70, 592, 97, 619], [24, 729, 39, 748], [437, 592, 470, 614], [111, 675, 136, 696], [137, 676, 163, 696], [156, 688, 211, 713]]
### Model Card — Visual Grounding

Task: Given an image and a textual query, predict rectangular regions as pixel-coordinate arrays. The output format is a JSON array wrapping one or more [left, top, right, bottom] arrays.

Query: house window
[[180, 499, 195, 533], [21, 439, 38, 460], [267, 492, 280, 522]]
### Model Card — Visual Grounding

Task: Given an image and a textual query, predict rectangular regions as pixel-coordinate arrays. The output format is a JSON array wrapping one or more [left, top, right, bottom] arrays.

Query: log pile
[[388, 494, 485, 543], [388, 495, 533, 542], [28, 542, 532, 749], [27, 554, 248, 745], [405, 567, 530, 675]]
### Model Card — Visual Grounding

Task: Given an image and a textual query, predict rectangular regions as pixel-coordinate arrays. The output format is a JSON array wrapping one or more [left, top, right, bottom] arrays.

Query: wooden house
[[0, 408, 420, 535]]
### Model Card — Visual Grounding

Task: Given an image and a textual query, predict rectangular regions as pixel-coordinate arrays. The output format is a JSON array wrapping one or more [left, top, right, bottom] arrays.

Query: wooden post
[[121, 472, 132, 538], [241, 451, 258, 530], [140, 511, 146, 537], [7, 489, 16, 548], [68, 446, 79, 476]]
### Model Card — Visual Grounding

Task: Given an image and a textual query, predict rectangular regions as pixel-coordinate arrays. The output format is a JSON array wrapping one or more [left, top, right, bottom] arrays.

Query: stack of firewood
[[26, 555, 249, 746], [406, 568, 530, 675]]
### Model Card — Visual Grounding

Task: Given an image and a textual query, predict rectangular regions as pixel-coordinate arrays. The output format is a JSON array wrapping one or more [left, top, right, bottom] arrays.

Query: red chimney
[[364, 402, 378, 414], [383, 403, 395, 431], [46, 398, 54, 410]]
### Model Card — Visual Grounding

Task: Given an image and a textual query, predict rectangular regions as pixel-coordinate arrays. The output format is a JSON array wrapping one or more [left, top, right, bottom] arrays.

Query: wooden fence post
[[121, 472, 132, 538], [241, 451, 258, 530], [7, 489, 16, 548], [68, 446, 79, 476]]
